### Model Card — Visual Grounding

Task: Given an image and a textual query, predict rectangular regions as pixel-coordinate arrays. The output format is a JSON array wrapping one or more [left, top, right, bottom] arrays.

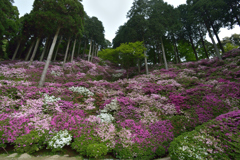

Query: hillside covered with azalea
[[0, 49, 239, 159]]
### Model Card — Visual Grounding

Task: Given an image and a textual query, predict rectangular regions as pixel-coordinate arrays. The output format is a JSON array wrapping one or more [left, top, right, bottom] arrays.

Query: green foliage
[[71, 134, 101, 156], [0, 130, 6, 148], [114, 143, 155, 160], [169, 130, 229, 160], [223, 43, 239, 52], [14, 130, 47, 154], [155, 145, 166, 157], [2, 39, 8, 59], [98, 48, 120, 65], [86, 143, 108, 159]]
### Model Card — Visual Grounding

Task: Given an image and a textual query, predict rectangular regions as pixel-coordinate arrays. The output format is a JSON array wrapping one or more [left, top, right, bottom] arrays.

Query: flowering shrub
[[69, 86, 94, 96], [97, 113, 114, 123], [169, 130, 229, 160], [47, 130, 72, 152], [96, 122, 116, 149]]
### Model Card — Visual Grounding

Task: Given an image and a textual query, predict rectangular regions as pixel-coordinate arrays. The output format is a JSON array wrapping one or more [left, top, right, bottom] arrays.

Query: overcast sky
[[14, 0, 240, 43]]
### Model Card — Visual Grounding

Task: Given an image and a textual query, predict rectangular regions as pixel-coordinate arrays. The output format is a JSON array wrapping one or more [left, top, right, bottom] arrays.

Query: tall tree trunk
[[29, 37, 41, 66], [143, 43, 149, 75], [71, 38, 77, 63], [173, 44, 178, 64], [189, 35, 198, 61], [91, 42, 95, 62], [63, 37, 71, 66], [210, 22, 225, 53], [199, 29, 209, 59], [38, 27, 60, 87], [160, 37, 168, 70], [83, 41, 87, 58], [12, 41, 21, 60], [174, 42, 181, 63], [25, 40, 34, 61], [40, 37, 49, 61], [95, 45, 98, 57], [88, 39, 92, 61], [53, 36, 62, 61], [77, 40, 81, 57], [204, 21, 222, 60]]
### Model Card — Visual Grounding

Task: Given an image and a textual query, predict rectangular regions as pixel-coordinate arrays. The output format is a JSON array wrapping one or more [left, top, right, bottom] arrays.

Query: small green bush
[[71, 134, 101, 156], [114, 143, 155, 160], [86, 143, 108, 159], [14, 130, 47, 154]]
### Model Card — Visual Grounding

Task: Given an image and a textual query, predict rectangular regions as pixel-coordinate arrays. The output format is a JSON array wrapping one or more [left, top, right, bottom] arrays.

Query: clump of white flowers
[[51, 71, 62, 77], [97, 113, 114, 123], [69, 86, 94, 96], [101, 98, 119, 113], [48, 130, 72, 151], [43, 94, 61, 104], [112, 73, 123, 78], [42, 94, 61, 112]]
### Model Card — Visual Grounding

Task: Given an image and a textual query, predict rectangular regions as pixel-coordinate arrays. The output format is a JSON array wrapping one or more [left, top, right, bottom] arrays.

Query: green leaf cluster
[[14, 130, 47, 154], [86, 143, 108, 159]]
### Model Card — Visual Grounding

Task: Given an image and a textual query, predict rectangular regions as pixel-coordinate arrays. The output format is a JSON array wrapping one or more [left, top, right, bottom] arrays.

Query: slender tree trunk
[[210, 22, 225, 53], [160, 37, 168, 70], [204, 21, 222, 60], [39, 27, 60, 87], [25, 40, 34, 61], [189, 35, 198, 61], [95, 45, 98, 57], [53, 36, 62, 61], [29, 37, 41, 66], [143, 43, 149, 75], [88, 39, 92, 61], [173, 44, 178, 64], [77, 40, 81, 57], [71, 38, 77, 63], [12, 41, 21, 60], [174, 42, 181, 63], [156, 45, 161, 64], [83, 41, 87, 58], [40, 37, 49, 61], [63, 37, 71, 66], [199, 30, 209, 59], [91, 42, 95, 62]]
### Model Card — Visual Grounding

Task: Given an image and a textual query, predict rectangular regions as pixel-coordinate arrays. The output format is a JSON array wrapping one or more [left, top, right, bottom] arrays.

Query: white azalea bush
[[101, 98, 119, 113], [42, 94, 62, 113], [47, 130, 72, 152], [97, 113, 114, 123], [69, 86, 94, 96]]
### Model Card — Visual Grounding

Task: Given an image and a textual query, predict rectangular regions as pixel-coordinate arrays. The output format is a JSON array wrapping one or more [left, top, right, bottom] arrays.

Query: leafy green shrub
[[169, 130, 229, 160], [114, 143, 155, 160], [14, 130, 47, 154], [86, 143, 108, 159], [71, 134, 101, 156], [155, 145, 166, 157]]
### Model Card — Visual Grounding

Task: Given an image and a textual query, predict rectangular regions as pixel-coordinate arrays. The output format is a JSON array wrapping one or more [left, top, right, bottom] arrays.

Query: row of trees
[[111, 0, 240, 70], [0, 0, 108, 87]]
